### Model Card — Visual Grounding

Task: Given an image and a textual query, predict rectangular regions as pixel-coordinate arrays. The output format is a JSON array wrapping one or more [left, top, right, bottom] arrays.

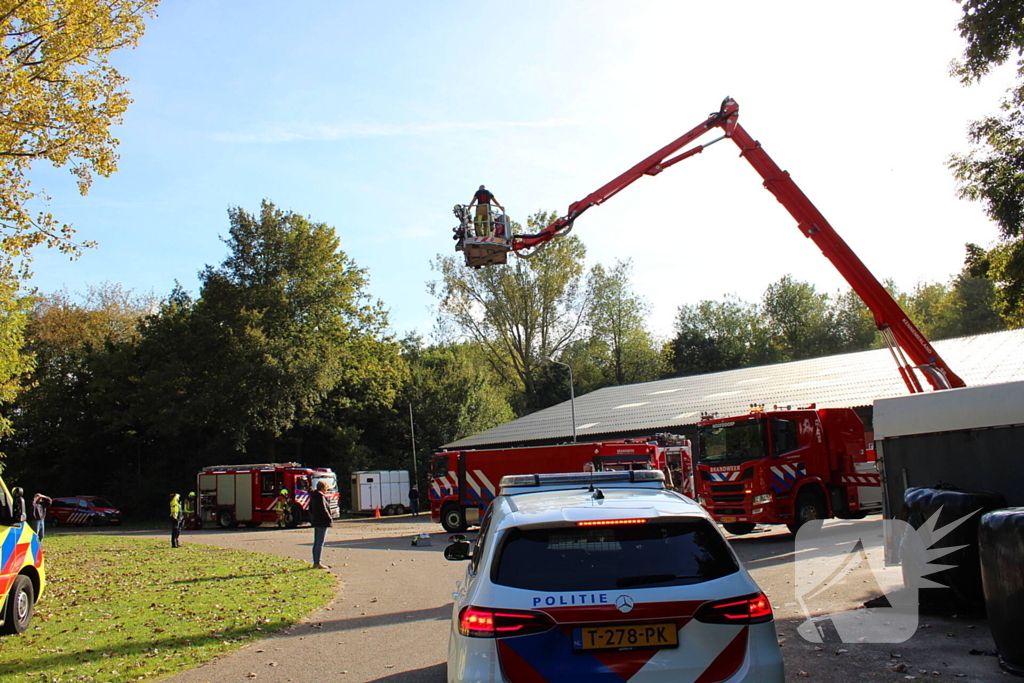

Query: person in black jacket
[[310, 480, 332, 569], [408, 485, 420, 516]]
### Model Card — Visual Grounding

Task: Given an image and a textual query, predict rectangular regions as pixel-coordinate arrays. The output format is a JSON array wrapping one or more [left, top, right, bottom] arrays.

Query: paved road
[[121, 515, 1005, 683], [126, 516, 461, 683]]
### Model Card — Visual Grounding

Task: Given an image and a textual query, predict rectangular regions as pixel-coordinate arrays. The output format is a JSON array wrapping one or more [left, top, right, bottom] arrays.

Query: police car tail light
[[576, 518, 647, 527], [458, 606, 554, 638], [694, 592, 773, 625]]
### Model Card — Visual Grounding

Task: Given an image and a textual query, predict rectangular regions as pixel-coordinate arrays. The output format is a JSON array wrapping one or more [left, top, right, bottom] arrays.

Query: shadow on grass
[[0, 619, 295, 679], [168, 571, 280, 584]]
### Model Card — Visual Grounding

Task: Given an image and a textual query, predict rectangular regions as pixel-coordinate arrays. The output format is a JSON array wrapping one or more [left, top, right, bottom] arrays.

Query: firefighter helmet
[[280, 489, 288, 496]]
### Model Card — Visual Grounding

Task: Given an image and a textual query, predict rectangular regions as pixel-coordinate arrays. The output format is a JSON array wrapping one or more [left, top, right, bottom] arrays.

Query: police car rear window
[[492, 519, 738, 591]]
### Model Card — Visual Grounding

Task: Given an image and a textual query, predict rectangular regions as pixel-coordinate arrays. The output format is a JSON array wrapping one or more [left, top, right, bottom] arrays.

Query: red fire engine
[[192, 463, 341, 529], [694, 405, 882, 535], [429, 438, 691, 532], [455, 97, 965, 395]]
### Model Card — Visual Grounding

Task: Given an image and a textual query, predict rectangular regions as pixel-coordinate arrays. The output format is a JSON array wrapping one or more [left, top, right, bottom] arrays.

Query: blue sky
[[28, 0, 1016, 339]]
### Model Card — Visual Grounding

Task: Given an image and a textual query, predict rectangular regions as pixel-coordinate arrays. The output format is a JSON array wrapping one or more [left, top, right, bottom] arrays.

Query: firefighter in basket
[[468, 185, 503, 237], [274, 488, 291, 528]]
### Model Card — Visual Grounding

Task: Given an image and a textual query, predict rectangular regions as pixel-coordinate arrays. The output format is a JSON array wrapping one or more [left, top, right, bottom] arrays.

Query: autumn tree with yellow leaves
[[0, 0, 159, 449], [1, 0, 159, 259]]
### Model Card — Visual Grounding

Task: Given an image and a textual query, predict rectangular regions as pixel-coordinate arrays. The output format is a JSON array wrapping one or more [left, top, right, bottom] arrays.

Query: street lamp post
[[541, 356, 576, 443]]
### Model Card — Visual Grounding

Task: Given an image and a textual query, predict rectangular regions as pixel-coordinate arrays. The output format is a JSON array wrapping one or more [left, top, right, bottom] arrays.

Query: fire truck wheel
[[788, 491, 826, 534], [216, 510, 235, 529], [723, 522, 756, 535], [441, 505, 467, 533], [86, 516, 97, 527], [46, 516, 57, 528], [0, 575, 34, 635]]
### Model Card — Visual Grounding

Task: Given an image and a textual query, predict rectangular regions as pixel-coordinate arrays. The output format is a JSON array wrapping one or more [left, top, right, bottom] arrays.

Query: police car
[[444, 470, 784, 683]]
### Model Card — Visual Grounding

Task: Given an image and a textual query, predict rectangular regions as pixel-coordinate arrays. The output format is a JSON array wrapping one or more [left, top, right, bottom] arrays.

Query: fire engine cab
[[694, 405, 882, 534], [193, 462, 341, 529]]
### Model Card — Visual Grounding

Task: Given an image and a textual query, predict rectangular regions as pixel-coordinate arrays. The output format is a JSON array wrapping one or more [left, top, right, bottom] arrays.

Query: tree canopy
[[2, 201, 408, 513], [0, 0, 159, 260], [949, 0, 1024, 325], [430, 211, 590, 411]]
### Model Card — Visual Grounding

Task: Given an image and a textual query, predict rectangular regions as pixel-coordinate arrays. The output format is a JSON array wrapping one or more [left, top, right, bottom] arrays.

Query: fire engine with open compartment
[[192, 462, 341, 529]]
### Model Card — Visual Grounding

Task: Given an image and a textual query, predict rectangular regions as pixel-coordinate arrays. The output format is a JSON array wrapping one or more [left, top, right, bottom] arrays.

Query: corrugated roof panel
[[443, 330, 1024, 449]]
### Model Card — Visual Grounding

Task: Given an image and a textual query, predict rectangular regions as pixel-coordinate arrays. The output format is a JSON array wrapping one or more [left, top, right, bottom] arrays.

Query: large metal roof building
[[443, 329, 1024, 450]]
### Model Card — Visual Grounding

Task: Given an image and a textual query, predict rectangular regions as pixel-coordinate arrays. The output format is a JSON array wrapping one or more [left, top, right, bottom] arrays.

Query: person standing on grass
[[310, 480, 332, 569], [169, 493, 183, 548], [29, 493, 51, 540]]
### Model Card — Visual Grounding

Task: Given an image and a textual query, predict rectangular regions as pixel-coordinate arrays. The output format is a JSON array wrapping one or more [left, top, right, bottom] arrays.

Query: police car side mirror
[[2, 487, 25, 526], [444, 541, 472, 561]]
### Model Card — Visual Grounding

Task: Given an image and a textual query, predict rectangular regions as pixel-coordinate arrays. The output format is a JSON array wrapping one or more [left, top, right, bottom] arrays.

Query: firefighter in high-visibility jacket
[[169, 493, 182, 548], [274, 489, 290, 528], [182, 491, 197, 529]]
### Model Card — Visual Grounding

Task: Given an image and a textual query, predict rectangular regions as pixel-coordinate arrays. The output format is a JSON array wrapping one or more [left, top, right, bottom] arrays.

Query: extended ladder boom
[[499, 98, 964, 393]]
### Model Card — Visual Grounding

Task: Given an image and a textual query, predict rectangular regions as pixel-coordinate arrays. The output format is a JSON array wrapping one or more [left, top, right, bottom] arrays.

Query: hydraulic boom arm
[[509, 98, 965, 393]]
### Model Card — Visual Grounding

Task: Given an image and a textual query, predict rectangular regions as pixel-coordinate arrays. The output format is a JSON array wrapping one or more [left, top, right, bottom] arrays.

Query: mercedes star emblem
[[615, 595, 635, 613]]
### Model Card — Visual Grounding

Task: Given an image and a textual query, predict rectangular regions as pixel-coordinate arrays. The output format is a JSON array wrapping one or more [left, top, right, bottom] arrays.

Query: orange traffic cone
[[374, 506, 381, 518]]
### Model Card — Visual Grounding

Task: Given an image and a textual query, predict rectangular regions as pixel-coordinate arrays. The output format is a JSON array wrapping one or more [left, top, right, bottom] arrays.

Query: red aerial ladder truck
[[453, 97, 965, 395], [453, 98, 969, 534]]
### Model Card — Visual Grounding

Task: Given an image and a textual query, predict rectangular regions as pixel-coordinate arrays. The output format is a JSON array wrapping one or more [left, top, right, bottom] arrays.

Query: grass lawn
[[0, 535, 334, 683]]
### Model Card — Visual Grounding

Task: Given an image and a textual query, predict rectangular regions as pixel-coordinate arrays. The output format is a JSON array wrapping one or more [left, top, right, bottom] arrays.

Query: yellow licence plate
[[574, 623, 678, 651], [720, 516, 738, 523]]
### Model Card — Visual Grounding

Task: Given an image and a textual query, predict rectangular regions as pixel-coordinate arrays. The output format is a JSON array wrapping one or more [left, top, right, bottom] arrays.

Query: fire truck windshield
[[697, 419, 767, 466], [312, 474, 337, 492]]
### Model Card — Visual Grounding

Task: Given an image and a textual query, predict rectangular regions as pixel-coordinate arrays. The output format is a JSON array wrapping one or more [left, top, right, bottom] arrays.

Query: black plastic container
[[900, 485, 1007, 604], [979, 508, 1024, 676]]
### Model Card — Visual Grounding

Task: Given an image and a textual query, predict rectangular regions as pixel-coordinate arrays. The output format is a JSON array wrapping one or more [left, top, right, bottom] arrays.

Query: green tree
[[930, 243, 1007, 337], [948, 0, 1024, 325], [830, 288, 878, 351], [403, 340, 515, 451], [179, 201, 405, 454], [901, 281, 950, 338], [665, 295, 775, 377], [430, 211, 589, 412], [3, 283, 153, 488], [761, 275, 839, 360], [585, 259, 664, 385]]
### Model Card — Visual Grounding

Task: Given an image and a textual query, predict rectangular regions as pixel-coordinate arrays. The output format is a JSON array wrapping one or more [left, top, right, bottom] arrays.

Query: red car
[[46, 497, 121, 527]]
